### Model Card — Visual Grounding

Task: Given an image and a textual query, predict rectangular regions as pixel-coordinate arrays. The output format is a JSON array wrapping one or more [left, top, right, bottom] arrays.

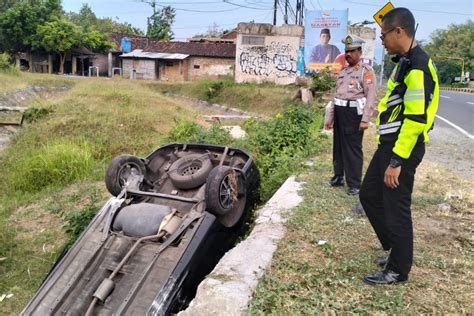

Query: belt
[[334, 98, 358, 107]]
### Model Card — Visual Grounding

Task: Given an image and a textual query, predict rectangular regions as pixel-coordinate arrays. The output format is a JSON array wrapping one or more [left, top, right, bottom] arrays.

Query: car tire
[[105, 155, 146, 196], [169, 153, 213, 190], [205, 166, 246, 227]]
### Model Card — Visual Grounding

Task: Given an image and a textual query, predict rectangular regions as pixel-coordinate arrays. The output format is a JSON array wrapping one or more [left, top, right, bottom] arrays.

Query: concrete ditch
[[179, 176, 304, 316]]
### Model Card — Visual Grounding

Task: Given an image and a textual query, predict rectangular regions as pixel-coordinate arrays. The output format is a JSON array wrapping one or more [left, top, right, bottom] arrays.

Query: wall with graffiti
[[235, 24, 303, 84]]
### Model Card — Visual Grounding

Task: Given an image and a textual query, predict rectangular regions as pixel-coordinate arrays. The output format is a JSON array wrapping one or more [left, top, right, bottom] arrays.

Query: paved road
[[436, 90, 474, 137]]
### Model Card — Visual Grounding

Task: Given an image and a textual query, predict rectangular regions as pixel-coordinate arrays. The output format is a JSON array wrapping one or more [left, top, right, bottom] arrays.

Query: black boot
[[375, 256, 388, 268], [363, 269, 408, 285], [329, 175, 344, 187]]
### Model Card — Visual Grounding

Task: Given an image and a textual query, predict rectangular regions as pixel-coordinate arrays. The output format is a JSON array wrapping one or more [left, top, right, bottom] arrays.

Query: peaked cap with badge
[[342, 35, 365, 50]]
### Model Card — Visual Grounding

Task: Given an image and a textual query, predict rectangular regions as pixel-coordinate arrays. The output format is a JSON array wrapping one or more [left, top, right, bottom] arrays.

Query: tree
[[0, 0, 62, 53], [37, 16, 81, 74], [66, 3, 144, 36], [146, 5, 175, 40], [424, 20, 473, 83], [83, 30, 115, 53], [0, 0, 19, 13], [192, 23, 229, 38]]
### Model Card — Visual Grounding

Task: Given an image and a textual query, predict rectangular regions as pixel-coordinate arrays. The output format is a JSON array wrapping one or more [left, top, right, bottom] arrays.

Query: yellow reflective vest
[[376, 45, 439, 160]]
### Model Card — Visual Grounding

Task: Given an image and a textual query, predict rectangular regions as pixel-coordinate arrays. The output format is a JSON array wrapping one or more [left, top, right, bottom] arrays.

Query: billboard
[[304, 9, 348, 72], [348, 26, 376, 66]]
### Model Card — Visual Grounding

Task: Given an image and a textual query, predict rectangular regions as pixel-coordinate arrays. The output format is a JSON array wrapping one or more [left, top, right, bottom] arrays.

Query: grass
[[0, 73, 209, 313], [148, 78, 298, 116], [0, 72, 73, 93], [248, 127, 474, 314], [0, 72, 306, 314]]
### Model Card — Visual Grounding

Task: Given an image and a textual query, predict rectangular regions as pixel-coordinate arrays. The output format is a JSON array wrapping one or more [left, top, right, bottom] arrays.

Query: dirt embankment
[[0, 86, 68, 153]]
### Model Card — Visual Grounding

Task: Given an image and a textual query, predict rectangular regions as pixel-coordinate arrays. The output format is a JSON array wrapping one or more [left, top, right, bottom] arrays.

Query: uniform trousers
[[359, 142, 425, 277], [333, 103, 363, 188]]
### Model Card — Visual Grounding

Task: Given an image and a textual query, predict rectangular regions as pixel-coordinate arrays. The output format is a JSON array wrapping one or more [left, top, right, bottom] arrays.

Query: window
[[241, 35, 265, 46], [193, 65, 200, 69], [166, 61, 174, 67]]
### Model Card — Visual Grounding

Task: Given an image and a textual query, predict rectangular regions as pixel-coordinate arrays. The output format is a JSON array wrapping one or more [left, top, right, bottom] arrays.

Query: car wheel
[[169, 153, 213, 190], [105, 155, 146, 196], [205, 166, 246, 227]]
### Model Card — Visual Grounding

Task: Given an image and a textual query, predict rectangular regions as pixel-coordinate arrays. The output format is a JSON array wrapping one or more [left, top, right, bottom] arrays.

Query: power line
[[223, 0, 272, 10], [153, 2, 241, 13], [344, 1, 472, 16]]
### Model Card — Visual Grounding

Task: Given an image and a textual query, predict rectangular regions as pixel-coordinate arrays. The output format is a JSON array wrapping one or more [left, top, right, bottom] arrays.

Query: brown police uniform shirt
[[334, 61, 377, 122]]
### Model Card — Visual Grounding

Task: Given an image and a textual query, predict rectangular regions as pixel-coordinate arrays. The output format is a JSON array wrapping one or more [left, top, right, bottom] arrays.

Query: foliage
[[23, 106, 52, 123], [192, 23, 232, 38], [0, 0, 61, 52], [425, 21, 473, 83], [146, 5, 175, 40], [66, 3, 144, 36], [204, 78, 235, 100], [0, 0, 18, 13], [64, 189, 100, 243], [433, 60, 463, 84], [244, 106, 325, 200], [0, 51, 12, 69], [168, 105, 326, 202], [37, 16, 81, 73], [167, 119, 232, 145], [310, 68, 336, 95]]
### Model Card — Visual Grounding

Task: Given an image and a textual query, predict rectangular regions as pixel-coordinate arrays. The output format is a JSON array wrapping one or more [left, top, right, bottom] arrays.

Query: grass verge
[[249, 127, 473, 314]]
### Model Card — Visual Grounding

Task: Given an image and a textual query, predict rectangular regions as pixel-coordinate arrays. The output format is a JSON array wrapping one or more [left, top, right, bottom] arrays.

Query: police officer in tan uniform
[[325, 35, 377, 195]]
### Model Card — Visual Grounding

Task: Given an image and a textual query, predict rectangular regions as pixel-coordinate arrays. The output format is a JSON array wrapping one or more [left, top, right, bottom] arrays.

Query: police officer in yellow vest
[[360, 7, 439, 285], [325, 35, 377, 195]]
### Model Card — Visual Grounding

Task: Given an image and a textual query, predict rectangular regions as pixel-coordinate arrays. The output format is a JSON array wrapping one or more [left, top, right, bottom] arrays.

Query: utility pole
[[273, 0, 278, 25], [284, 0, 288, 24], [300, 0, 304, 25], [295, 0, 299, 24]]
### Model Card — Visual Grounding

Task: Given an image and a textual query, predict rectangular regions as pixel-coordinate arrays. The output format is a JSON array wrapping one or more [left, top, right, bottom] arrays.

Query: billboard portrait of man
[[305, 9, 348, 72], [309, 28, 341, 63]]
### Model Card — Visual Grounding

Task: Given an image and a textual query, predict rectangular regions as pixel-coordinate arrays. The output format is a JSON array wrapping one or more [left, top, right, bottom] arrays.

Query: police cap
[[342, 35, 364, 51]]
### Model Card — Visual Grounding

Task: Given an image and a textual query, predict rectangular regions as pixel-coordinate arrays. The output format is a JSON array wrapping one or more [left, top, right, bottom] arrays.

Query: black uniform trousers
[[333, 103, 364, 189], [359, 142, 425, 277]]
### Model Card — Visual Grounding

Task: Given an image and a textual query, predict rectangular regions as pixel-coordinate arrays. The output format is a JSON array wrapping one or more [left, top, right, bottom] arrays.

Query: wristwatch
[[389, 158, 402, 168]]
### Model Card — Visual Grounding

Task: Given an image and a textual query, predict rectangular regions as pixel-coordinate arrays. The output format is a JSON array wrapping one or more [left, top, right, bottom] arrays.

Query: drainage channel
[[178, 177, 304, 315]]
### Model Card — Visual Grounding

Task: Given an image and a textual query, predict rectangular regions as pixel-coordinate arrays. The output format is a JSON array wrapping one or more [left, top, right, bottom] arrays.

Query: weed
[[310, 68, 336, 99], [23, 107, 52, 123], [64, 189, 101, 243]]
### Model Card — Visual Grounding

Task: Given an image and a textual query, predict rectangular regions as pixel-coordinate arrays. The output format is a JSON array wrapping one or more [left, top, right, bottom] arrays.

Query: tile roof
[[108, 33, 235, 58], [145, 41, 235, 58]]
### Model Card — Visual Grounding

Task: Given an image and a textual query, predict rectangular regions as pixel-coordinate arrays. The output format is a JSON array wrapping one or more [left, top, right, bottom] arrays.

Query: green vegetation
[[168, 105, 327, 202], [310, 68, 336, 98], [249, 128, 473, 314], [153, 78, 298, 116], [0, 74, 204, 313], [0, 72, 320, 314]]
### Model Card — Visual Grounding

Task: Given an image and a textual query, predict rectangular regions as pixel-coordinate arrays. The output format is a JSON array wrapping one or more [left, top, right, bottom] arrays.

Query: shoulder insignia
[[364, 70, 375, 85]]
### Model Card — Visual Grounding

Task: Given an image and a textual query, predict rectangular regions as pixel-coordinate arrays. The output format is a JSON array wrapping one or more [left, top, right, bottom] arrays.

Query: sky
[[61, 0, 473, 63]]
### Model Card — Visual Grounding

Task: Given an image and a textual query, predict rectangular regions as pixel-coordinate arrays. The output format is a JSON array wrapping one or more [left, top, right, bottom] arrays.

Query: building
[[235, 23, 304, 85], [119, 41, 236, 81]]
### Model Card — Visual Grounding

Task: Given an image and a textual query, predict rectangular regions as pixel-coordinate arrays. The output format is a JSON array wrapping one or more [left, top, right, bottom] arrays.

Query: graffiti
[[273, 54, 297, 77], [267, 41, 295, 55], [239, 41, 298, 79], [239, 52, 272, 76]]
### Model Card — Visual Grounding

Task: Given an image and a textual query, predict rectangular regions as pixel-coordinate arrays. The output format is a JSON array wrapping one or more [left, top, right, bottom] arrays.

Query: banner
[[304, 9, 348, 72]]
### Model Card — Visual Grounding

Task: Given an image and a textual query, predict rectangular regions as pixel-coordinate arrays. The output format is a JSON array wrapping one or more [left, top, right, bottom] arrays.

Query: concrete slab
[[179, 176, 304, 316]]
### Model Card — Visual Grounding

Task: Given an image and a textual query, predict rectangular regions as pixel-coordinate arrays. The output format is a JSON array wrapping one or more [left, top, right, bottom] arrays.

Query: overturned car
[[22, 143, 259, 315]]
